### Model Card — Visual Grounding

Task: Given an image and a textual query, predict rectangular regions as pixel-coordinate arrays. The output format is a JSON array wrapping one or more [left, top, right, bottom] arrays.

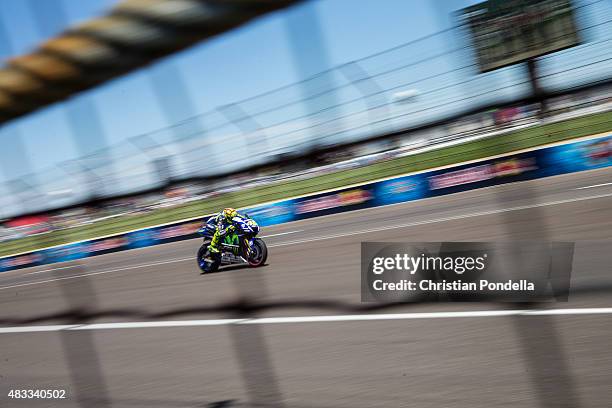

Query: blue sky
[[0, 0, 609, 216], [0, 0, 439, 169], [0, 0, 477, 176]]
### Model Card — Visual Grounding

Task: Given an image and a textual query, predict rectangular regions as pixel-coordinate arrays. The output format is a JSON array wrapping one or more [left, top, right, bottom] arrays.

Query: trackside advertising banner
[[0, 220, 204, 272], [426, 152, 543, 196], [1, 134, 610, 272]]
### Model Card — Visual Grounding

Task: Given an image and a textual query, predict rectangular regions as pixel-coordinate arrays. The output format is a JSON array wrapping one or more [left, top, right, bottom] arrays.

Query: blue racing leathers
[[206, 211, 259, 253]]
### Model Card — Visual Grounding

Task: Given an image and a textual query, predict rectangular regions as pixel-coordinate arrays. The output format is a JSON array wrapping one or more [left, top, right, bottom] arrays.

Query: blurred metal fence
[[2, 2, 612, 407], [0, 0, 609, 219]]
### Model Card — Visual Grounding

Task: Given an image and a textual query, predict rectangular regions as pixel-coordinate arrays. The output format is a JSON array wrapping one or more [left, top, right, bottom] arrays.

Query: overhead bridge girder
[[0, 0, 301, 124]]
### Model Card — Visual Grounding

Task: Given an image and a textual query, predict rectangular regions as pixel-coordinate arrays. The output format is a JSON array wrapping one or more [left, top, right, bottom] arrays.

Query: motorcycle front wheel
[[247, 238, 268, 267]]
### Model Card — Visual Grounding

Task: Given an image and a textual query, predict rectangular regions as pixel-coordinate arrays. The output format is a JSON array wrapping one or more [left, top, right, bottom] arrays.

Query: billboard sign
[[458, 0, 580, 72]]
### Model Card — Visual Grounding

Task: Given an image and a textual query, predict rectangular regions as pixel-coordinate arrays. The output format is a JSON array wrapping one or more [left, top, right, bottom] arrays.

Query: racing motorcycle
[[196, 215, 268, 274]]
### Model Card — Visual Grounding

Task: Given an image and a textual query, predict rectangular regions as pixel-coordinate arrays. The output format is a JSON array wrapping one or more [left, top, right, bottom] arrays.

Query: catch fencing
[[0, 0, 609, 215]]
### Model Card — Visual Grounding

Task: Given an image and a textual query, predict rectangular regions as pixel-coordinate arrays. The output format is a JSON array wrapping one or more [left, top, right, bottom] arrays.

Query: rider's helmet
[[223, 207, 238, 221]]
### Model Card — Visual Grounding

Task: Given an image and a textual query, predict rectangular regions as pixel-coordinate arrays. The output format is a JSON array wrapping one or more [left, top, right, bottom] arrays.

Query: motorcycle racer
[[205, 208, 259, 254]]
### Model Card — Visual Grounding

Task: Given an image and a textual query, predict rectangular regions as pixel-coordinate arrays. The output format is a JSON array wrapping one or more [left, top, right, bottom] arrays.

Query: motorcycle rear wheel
[[197, 241, 221, 273]]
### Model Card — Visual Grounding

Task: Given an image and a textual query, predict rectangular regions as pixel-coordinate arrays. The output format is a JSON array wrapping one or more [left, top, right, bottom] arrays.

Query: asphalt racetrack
[[1, 167, 612, 407]]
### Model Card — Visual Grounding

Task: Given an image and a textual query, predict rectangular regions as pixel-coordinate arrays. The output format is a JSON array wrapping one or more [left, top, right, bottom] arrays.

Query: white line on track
[[261, 230, 303, 238], [270, 191, 612, 247], [11, 230, 301, 278], [1, 191, 612, 291], [576, 182, 612, 190], [0, 230, 304, 289], [1, 308, 612, 334], [23, 264, 81, 276], [0, 257, 194, 291]]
